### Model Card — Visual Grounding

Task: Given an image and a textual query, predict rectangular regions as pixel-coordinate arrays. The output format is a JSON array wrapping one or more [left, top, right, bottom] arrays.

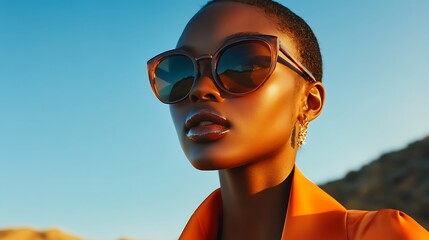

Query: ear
[[302, 82, 325, 121]]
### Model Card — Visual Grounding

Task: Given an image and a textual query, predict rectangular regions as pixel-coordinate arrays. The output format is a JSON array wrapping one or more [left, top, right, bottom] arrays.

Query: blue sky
[[1, 0, 428, 239]]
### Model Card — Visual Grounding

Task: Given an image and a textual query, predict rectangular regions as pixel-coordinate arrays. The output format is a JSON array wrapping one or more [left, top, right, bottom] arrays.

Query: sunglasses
[[147, 34, 316, 104]]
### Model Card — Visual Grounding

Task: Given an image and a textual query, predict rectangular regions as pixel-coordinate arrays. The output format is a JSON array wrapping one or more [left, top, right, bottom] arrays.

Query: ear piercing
[[297, 116, 309, 147]]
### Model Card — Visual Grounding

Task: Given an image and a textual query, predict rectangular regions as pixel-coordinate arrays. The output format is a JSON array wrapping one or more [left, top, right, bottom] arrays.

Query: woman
[[147, 0, 428, 239]]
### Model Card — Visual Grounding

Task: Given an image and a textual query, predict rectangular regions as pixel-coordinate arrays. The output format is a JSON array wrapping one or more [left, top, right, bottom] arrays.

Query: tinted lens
[[217, 41, 272, 94], [154, 54, 195, 102]]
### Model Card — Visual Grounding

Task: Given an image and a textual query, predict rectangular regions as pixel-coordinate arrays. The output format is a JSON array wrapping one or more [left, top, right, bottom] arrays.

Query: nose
[[188, 60, 224, 103]]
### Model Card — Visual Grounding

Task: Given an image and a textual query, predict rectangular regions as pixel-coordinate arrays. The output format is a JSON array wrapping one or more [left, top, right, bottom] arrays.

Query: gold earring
[[297, 117, 309, 147]]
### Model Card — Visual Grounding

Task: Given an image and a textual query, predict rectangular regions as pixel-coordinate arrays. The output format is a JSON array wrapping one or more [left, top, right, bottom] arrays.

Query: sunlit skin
[[169, 2, 325, 239]]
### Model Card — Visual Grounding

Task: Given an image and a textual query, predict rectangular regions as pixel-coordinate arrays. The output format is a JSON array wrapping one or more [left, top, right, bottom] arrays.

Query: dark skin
[[169, 2, 325, 239]]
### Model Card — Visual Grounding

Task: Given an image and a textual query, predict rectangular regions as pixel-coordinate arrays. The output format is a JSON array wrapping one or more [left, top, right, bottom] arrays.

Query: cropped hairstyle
[[202, 0, 323, 82]]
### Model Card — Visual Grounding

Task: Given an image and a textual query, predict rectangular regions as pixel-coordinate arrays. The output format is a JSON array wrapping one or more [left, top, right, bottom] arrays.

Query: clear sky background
[[1, 0, 428, 239]]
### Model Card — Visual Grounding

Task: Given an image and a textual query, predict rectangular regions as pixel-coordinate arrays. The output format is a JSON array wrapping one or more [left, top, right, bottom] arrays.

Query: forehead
[[177, 2, 293, 54]]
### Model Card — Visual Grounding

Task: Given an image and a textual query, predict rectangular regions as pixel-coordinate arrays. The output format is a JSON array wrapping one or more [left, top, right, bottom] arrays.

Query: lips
[[185, 109, 230, 143]]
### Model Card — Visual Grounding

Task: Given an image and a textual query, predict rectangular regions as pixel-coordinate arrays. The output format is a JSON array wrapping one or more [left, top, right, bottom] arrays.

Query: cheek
[[241, 82, 297, 147], [224, 77, 299, 167]]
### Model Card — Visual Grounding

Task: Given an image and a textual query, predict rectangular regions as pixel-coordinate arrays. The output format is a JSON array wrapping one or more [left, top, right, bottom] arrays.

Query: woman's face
[[170, 2, 307, 170]]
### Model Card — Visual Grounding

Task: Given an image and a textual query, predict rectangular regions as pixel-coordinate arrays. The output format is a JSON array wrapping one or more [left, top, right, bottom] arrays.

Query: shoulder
[[347, 209, 429, 240]]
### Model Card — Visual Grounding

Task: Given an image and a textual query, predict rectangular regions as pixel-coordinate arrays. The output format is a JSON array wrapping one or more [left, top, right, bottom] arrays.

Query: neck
[[219, 149, 296, 240]]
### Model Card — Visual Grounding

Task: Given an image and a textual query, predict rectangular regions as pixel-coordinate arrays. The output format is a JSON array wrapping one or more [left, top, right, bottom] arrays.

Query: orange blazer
[[180, 166, 428, 239]]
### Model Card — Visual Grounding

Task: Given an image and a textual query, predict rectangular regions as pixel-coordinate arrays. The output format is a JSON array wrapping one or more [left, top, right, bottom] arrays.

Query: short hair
[[202, 0, 323, 82]]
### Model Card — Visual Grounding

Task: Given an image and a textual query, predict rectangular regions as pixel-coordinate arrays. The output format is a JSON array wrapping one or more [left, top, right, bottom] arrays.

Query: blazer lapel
[[282, 167, 348, 240], [180, 166, 349, 240], [179, 189, 222, 240]]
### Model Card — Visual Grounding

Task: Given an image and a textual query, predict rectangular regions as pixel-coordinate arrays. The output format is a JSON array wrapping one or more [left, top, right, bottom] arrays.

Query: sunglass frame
[[147, 34, 316, 104]]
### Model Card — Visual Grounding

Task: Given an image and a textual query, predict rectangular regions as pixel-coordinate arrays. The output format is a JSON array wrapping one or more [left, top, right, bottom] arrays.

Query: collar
[[179, 166, 348, 240]]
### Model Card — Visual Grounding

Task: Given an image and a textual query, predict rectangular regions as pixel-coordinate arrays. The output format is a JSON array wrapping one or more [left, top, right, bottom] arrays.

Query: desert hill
[[320, 135, 429, 229], [0, 228, 80, 240]]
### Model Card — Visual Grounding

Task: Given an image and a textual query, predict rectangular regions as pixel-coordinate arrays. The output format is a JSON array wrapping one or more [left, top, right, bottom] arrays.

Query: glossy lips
[[185, 109, 230, 143]]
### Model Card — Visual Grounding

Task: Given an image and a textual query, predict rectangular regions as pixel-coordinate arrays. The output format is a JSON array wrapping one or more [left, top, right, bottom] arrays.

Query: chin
[[181, 137, 235, 170], [187, 155, 231, 171], [185, 148, 257, 171], [189, 160, 219, 171]]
